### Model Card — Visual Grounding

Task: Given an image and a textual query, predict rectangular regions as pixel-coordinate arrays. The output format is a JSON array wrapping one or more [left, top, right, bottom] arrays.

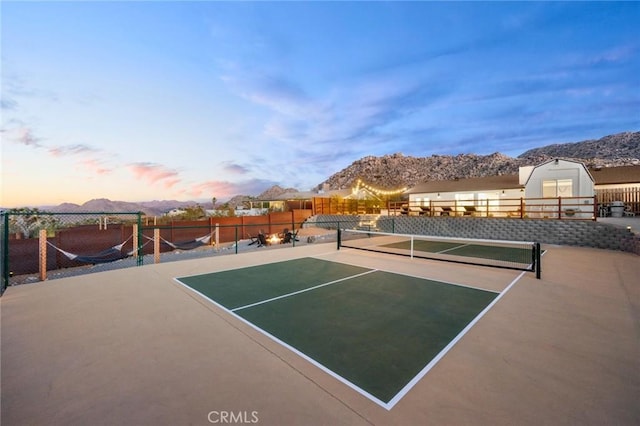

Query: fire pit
[[268, 234, 282, 245]]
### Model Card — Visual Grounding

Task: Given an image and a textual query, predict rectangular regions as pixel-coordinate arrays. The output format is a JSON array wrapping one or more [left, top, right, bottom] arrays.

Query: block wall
[[310, 215, 640, 255]]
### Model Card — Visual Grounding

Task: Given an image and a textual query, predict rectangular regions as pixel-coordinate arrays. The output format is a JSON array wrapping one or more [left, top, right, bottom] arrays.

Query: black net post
[[1, 211, 8, 295], [137, 212, 144, 266], [337, 228, 342, 250], [535, 242, 541, 279]]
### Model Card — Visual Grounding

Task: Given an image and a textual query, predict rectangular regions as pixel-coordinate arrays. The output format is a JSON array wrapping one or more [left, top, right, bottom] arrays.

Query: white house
[[405, 158, 596, 218], [406, 174, 524, 217]]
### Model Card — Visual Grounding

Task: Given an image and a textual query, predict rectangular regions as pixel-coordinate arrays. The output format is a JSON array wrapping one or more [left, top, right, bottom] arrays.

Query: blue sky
[[2, 1, 639, 207]]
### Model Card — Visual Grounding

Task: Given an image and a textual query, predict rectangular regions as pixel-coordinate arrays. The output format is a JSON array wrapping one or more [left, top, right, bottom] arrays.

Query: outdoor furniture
[[441, 206, 453, 216], [409, 206, 422, 216], [247, 233, 260, 246], [420, 206, 431, 216], [463, 206, 478, 216], [257, 232, 269, 247], [281, 229, 299, 243], [624, 205, 636, 217]]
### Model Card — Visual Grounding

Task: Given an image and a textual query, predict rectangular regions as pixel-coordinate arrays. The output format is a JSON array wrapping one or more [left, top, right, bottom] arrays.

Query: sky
[[1, 1, 639, 207]]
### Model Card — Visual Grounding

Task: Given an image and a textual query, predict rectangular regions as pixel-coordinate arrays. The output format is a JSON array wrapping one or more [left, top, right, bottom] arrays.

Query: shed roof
[[407, 174, 521, 194], [589, 165, 640, 185], [524, 158, 594, 186]]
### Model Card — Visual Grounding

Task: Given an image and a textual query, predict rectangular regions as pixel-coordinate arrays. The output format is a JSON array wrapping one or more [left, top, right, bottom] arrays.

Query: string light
[[352, 179, 407, 197]]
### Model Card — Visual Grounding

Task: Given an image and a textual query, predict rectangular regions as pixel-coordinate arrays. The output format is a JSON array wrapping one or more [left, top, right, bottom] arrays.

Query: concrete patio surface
[[1, 241, 639, 425]]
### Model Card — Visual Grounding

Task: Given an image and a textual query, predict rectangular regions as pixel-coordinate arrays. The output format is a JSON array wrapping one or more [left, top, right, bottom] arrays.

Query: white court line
[[436, 242, 471, 254], [231, 269, 377, 312]]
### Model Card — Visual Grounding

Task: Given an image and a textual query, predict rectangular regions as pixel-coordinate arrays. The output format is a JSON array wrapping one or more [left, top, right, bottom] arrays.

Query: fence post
[[215, 223, 219, 248], [154, 228, 160, 264], [558, 197, 562, 219], [39, 229, 47, 281]]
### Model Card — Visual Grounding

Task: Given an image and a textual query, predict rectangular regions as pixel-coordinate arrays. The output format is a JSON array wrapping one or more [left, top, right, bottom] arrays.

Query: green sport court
[[176, 257, 511, 409]]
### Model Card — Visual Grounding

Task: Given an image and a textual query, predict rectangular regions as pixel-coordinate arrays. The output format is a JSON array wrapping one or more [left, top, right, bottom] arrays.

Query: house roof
[[588, 165, 640, 185], [407, 174, 521, 194]]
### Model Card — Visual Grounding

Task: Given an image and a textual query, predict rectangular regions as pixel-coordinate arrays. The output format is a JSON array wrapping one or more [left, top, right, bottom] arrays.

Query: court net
[[338, 228, 541, 278]]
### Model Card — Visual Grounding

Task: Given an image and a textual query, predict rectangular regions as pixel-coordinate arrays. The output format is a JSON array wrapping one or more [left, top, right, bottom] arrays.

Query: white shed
[[523, 159, 595, 218]]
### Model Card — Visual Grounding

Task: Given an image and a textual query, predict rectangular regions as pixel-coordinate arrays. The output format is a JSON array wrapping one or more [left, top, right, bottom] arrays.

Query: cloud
[[221, 162, 251, 175], [80, 158, 113, 175], [187, 178, 277, 199], [127, 162, 181, 188], [1, 126, 43, 147], [1, 98, 18, 110], [585, 44, 638, 66], [48, 144, 100, 157], [224, 72, 316, 118]]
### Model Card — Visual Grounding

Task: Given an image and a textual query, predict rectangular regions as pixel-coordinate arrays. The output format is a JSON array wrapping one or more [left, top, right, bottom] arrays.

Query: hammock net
[[155, 233, 213, 250], [47, 237, 134, 265]]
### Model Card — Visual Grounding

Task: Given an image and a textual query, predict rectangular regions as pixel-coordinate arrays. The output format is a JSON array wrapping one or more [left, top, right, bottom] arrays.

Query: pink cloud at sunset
[[127, 162, 181, 188], [2, 126, 42, 147]]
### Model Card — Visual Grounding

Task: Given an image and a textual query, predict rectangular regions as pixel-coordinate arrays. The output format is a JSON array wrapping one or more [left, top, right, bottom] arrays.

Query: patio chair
[[463, 206, 478, 216], [247, 233, 260, 246], [257, 232, 269, 247], [281, 229, 299, 244]]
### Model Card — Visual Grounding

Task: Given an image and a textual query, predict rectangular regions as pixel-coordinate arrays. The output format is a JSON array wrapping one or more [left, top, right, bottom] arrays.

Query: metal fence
[[1, 211, 143, 291], [0, 210, 326, 291], [389, 196, 597, 220]]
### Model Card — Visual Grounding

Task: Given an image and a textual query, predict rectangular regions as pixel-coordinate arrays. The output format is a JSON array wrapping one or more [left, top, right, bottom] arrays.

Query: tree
[[179, 205, 206, 220], [7, 208, 59, 238]]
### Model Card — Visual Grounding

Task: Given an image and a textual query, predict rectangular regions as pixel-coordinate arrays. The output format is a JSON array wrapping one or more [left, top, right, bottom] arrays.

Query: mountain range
[[318, 131, 639, 190], [13, 131, 640, 215]]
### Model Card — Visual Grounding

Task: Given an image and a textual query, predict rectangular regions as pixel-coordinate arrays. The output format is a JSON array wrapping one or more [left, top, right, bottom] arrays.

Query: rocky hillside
[[319, 131, 639, 190], [518, 131, 639, 163]]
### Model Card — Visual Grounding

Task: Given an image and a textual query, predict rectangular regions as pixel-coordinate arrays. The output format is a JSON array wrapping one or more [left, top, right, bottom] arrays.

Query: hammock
[[47, 235, 135, 264], [144, 233, 213, 251]]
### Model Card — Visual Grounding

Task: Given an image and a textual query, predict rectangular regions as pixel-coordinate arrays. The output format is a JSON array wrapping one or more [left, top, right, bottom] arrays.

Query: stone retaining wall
[[308, 215, 640, 255]]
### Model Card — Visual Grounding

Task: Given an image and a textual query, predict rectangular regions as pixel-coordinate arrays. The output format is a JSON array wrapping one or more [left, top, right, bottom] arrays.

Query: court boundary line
[[230, 269, 377, 312], [173, 259, 529, 411]]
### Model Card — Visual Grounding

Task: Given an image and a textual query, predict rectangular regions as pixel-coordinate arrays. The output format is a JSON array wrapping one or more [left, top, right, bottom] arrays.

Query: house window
[[543, 179, 573, 197]]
